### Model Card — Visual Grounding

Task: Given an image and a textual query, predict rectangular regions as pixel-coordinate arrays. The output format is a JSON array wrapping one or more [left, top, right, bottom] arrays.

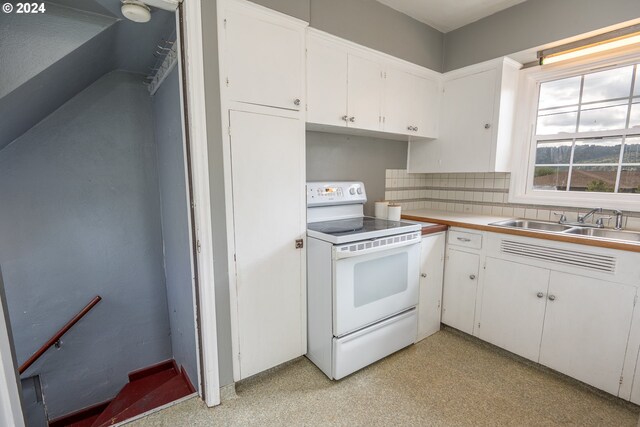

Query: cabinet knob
[[349, 116, 355, 122], [421, 273, 427, 278], [407, 126, 413, 131], [341, 115, 349, 122], [536, 292, 544, 298], [414, 126, 418, 132], [548, 294, 556, 301], [469, 274, 476, 280], [484, 123, 491, 129], [294, 98, 301, 106]]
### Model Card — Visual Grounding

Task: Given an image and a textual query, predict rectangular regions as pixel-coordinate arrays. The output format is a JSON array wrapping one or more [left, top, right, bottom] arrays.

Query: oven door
[[332, 233, 420, 337]]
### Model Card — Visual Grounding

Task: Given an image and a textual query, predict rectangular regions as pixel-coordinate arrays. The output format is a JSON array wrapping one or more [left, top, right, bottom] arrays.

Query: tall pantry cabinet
[[218, 0, 307, 380]]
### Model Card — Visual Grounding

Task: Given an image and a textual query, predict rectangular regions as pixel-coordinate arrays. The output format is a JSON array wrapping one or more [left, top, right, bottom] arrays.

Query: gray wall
[[0, 71, 172, 418], [306, 132, 408, 216], [444, 0, 640, 71], [201, 0, 235, 388], [152, 68, 199, 389], [251, 0, 444, 71]]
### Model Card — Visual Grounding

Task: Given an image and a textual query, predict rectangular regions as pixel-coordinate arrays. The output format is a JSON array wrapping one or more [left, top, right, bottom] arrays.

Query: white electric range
[[306, 181, 421, 380]]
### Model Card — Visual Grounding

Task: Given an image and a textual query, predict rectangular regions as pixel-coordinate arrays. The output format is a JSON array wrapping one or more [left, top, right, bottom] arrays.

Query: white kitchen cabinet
[[306, 29, 440, 139], [476, 257, 550, 362], [347, 54, 384, 132], [384, 67, 440, 138], [223, 0, 306, 111], [408, 57, 520, 173], [441, 247, 480, 335], [539, 271, 636, 396], [306, 35, 348, 127], [229, 107, 306, 379], [417, 232, 446, 342]]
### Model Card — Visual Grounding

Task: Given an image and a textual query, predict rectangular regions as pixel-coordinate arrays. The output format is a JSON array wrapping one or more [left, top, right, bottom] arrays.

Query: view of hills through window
[[533, 63, 640, 194]]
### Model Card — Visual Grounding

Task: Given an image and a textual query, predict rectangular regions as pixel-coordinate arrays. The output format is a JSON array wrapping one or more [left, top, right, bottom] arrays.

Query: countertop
[[402, 209, 640, 253]]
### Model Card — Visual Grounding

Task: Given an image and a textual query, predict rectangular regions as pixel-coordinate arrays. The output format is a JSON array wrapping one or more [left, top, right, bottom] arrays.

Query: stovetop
[[307, 216, 421, 244]]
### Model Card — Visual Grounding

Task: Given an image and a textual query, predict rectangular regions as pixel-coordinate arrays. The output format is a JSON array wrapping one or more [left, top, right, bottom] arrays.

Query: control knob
[[357, 187, 363, 194], [349, 188, 356, 195]]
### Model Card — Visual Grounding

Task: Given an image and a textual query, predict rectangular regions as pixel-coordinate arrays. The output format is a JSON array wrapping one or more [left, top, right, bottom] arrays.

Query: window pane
[[536, 111, 577, 135], [581, 65, 634, 103], [629, 102, 640, 129], [535, 140, 572, 164], [533, 166, 569, 191], [619, 166, 640, 193], [623, 136, 640, 163], [573, 137, 622, 164], [578, 103, 628, 132], [569, 166, 617, 192], [538, 76, 581, 109], [634, 66, 640, 96]]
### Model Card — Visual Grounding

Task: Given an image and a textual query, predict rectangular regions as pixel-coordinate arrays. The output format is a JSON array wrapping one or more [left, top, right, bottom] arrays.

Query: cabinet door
[[417, 233, 446, 341], [347, 54, 383, 131], [383, 67, 415, 135], [441, 247, 480, 335], [415, 76, 440, 138], [229, 109, 305, 379], [477, 257, 550, 361], [306, 36, 348, 127], [438, 69, 496, 172], [225, 7, 304, 111], [540, 271, 636, 395]]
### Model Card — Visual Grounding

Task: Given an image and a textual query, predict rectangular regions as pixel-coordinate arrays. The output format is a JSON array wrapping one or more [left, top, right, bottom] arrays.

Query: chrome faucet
[[613, 210, 624, 230], [578, 207, 602, 224]]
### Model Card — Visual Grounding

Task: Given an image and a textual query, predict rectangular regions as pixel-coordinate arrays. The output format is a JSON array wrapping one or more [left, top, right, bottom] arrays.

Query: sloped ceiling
[[0, 0, 175, 150]]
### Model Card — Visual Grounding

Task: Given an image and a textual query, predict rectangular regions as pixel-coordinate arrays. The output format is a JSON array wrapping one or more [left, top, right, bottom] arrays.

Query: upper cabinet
[[222, 0, 307, 111], [306, 30, 441, 140], [408, 57, 521, 173]]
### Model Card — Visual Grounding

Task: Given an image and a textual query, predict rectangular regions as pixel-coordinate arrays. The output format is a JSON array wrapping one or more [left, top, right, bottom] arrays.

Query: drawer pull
[[457, 237, 472, 242], [420, 273, 427, 278], [469, 274, 476, 280], [536, 292, 544, 298]]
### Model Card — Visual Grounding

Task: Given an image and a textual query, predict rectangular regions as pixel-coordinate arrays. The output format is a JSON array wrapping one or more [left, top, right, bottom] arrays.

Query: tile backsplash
[[384, 169, 640, 230]]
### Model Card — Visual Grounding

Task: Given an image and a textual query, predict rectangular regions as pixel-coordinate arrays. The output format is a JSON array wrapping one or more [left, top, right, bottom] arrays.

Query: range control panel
[[307, 181, 367, 207]]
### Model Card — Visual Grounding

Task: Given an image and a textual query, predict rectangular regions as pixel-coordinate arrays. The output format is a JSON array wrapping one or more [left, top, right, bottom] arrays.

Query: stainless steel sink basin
[[562, 227, 640, 242], [490, 219, 575, 232]]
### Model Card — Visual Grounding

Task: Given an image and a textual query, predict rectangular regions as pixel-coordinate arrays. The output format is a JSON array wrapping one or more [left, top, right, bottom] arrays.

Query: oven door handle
[[333, 237, 419, 260]]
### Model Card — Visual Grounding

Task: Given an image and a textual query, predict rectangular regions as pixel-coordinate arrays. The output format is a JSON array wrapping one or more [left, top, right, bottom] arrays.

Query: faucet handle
[[553, 212, 567, 223], [595, 216, 612, 227]]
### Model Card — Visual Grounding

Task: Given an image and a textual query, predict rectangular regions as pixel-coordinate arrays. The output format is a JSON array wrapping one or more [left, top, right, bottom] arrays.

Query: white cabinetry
[[442, 247, 480, 335], [222, 0, 306, 111], [229, 107, 306, 380], [408, 57, 520, 173], [476, 257, 549, 361], [347, 54, 384, 131], [306, 29, 441, 140], [417, 232, 446, 341], [539, 271, 636, 396]]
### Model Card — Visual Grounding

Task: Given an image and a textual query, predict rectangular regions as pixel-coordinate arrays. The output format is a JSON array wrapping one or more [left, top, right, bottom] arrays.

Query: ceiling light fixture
[[121, 0, 152, 23], [539, 25, 640, 65]]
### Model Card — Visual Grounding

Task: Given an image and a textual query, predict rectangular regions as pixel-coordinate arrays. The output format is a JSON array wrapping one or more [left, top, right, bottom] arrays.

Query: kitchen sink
[[490, 219, 575, 232], [562, 227, 640, 242]]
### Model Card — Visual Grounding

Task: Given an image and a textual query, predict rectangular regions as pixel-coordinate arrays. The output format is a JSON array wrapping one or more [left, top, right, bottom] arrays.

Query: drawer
[[448, 230, 482, 250]]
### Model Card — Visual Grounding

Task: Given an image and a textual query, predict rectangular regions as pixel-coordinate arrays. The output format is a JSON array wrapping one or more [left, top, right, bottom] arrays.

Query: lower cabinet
[[539, 271, 636, 396], [441, 247, 480, 335], [476, 251, 637, 397], [476, 257, 550, 362], [417, 232, 446, 341]]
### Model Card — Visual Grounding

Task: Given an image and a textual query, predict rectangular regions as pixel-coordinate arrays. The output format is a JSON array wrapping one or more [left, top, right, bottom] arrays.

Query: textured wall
[[306, 132, 408, 216], [444, 0, 640, 71], [0, 71, 172, 418], [152, 68, 199, 390]]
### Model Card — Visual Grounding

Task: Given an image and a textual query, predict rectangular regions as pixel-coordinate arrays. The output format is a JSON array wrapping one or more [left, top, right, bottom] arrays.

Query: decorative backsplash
[[384, 169, 640, 230]]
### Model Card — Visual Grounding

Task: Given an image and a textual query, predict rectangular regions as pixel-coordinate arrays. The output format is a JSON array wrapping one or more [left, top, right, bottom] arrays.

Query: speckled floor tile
[[129, 330, 640, 426]]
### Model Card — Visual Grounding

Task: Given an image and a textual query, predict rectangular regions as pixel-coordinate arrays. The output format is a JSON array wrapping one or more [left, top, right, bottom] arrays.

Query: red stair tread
[[108, 375, 193, 425], [91, 368, 178, 427]]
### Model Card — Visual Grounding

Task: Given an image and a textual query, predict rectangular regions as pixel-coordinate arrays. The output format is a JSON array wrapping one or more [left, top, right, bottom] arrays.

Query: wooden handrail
[[19, 296, 102, 375]]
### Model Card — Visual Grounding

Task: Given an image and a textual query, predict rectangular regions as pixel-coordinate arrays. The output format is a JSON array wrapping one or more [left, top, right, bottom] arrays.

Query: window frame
[[509, 49, 640, 210]]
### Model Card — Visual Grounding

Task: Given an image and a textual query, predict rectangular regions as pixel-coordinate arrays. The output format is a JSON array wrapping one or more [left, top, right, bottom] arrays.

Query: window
[[532, 63, 640, 195]]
